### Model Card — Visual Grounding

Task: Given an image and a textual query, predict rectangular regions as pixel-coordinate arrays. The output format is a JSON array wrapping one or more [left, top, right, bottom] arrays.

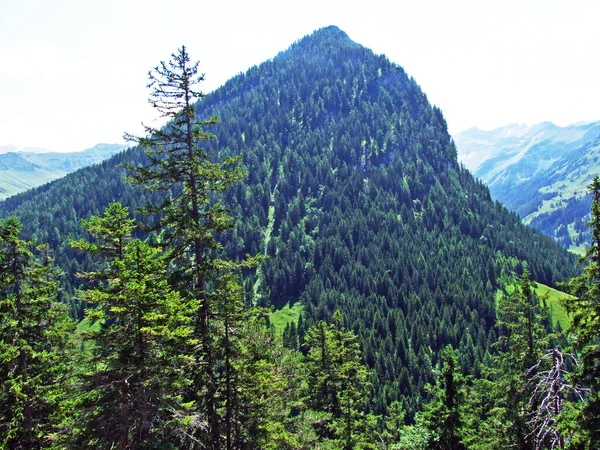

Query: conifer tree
[[70, 201, 136, 269], [218, 305, 293, 449], [496, 270, 549, 375], [125, 46, 254, 449], [303, 311, 369, 448], [498, 271, 549, 449], [0, 217, 73, 448], [211, 271, 258, 449], [561, 175, 600, 446], [420, 345, 466, 450], [71, 204, 193, 448], [461, 271, 551, 449]]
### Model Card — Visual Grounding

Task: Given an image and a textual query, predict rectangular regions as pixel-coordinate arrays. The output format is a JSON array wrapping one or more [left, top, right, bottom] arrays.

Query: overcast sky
[[1, 0, 599, 152]]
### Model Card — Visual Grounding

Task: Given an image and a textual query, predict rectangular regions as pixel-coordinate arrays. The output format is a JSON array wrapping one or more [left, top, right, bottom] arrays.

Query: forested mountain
[[455, 121, 600, 252], [0, 26, 579, 420], [0, 143, 125, 199]]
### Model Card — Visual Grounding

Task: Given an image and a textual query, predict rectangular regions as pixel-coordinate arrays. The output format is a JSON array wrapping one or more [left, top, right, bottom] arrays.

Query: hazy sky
[[1, 0, 599, 152]]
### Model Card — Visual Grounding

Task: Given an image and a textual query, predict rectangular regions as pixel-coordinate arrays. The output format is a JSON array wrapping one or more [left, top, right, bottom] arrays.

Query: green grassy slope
[[534, 282, 573, 331], [496, 281, 573, 331], [269, 302, 304, 335]]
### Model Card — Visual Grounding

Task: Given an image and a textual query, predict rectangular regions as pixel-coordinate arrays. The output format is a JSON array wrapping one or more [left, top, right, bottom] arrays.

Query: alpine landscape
[[1, 8, 600, 450]]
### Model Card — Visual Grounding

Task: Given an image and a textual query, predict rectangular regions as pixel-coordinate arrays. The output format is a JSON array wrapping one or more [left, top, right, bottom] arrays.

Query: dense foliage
[[69, 203, 194, 447], [560, 176, 600, 447], [0, 218, 74, 448], [0, 26, 587, 448]]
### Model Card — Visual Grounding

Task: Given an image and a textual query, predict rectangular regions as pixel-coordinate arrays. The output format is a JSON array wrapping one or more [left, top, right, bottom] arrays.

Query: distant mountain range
[[455, 121, 600, 252], [0, 143, 126, 199], [0, 145, 55, 154]]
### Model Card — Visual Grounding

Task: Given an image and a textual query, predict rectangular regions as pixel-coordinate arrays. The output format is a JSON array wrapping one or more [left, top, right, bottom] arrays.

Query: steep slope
[[0, 143, 126, 199], [455, 122, 600, 252], [0, 26, 579, 416]]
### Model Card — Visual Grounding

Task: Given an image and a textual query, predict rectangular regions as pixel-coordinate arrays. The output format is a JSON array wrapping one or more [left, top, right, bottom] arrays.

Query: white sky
[[1, 0, 599, 152]]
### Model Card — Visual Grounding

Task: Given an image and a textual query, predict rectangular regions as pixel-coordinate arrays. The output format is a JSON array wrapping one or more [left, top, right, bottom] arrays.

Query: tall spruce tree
[[0, 217, 73, 448], [303, 311, 370, 449], [561, 175, 600, 446], [125, 46, 250, 449], [420, 345, 466, 450]]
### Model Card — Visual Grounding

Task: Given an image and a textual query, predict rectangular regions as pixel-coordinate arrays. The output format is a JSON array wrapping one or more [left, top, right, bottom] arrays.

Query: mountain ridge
[[0, 143, 126, 199], [455, 121, 600, 251]]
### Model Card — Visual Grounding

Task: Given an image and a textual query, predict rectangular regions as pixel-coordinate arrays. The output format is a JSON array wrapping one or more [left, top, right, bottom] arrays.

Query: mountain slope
[[0, 143, 126, 199], [455, 122, 600, 252], [0, 26, 579, 417]]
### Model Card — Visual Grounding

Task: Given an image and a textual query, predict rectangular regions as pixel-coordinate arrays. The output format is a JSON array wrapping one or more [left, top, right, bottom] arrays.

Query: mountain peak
[[287, 25, 358, 54], [309, 25, 350, 41]]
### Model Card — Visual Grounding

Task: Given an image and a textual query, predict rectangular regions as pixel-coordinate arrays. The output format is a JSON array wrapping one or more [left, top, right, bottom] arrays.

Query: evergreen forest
[[0, 26, 599, 449]]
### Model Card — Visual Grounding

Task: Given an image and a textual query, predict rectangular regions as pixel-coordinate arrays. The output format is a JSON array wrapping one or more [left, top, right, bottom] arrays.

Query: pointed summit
[[285, 25, 364, 53], [275, 25, 362, 61], [297, 25, 352, 46]]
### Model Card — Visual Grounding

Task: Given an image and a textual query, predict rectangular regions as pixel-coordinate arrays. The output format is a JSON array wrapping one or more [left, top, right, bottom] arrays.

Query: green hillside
[[269, 302, 304, 335], [496, 281, 573, 332], [534, 282, 573, 331]]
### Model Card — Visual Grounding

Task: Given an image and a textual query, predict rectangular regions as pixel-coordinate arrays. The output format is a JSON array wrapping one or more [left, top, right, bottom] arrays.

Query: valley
[[455, 121, 600, 252]]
